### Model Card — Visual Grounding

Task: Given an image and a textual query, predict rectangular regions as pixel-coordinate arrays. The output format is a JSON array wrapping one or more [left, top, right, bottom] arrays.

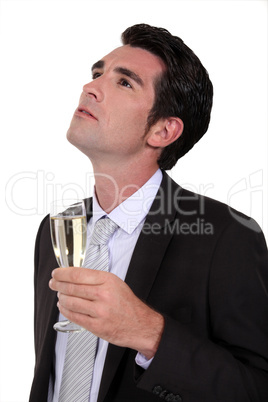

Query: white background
[[1, 0, 267, 401]]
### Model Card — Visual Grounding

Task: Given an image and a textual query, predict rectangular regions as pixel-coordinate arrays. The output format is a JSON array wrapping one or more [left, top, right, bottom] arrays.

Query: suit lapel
[[97, 171, 182, 402]]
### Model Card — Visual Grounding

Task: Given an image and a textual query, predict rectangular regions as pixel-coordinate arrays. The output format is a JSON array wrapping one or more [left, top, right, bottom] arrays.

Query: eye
[[92, 72, 102, 79], [119, 79, 132, 89]]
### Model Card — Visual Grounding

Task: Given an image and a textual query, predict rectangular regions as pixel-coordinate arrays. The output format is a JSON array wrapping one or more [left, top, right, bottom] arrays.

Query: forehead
[[94, 45, 166, 82]]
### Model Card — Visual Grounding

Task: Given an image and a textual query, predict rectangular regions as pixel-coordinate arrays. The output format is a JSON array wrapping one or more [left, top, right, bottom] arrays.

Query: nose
[[82, 79, 103, 102]]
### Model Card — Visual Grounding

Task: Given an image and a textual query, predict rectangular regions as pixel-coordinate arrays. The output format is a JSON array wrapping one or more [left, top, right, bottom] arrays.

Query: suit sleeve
[[135, 220, 268, 401], [33, 215, 49, 355]]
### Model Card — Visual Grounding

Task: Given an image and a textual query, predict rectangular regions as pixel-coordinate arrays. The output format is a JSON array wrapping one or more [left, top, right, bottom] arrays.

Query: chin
[[66, 128, 90, 157], [66, 128, 72, 142], [66, 126, 79, 146]]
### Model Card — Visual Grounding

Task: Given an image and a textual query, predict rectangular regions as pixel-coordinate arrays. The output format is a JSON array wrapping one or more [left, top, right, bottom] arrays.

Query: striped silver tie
[[58, 217, 118, 402]]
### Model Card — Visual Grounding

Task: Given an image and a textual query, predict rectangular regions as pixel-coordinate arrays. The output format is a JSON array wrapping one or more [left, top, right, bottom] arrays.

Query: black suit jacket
[[29, 171, 268, 402]]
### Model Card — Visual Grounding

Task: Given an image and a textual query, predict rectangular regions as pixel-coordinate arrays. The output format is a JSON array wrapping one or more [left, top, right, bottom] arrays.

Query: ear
[[146, 117, 184, 149]]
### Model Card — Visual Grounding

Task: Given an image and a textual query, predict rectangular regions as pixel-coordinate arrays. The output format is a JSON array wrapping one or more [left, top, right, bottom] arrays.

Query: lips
[[75, 106, 97, 120]]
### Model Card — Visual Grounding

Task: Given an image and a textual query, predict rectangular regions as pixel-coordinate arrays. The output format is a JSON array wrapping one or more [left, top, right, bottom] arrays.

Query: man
[[29, 24, 268, 402]]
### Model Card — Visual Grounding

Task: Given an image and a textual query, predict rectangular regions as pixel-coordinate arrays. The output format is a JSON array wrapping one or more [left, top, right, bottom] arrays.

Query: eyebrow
[[91, 60, 104, 71], [91, 60, 144, 87], [114, 67, 144, 87]]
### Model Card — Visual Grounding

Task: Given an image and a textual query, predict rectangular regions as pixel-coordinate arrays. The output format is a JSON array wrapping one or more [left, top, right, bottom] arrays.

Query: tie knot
[[90, 218, 118, 245]]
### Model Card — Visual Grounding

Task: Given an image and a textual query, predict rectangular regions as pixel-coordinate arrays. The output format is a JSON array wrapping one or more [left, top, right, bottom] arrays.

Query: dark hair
[[122, 24, 213, 170]]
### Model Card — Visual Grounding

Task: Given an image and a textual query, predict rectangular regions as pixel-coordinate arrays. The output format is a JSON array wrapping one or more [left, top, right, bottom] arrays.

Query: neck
[[91, 160, 159, 213]]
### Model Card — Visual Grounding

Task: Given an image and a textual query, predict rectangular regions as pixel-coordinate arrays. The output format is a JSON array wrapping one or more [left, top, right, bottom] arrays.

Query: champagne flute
[[50, 199, 87, 332]]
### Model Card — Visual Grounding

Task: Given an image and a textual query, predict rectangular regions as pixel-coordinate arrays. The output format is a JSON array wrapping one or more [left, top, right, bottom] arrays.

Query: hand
[[49, 267, 164, 359]]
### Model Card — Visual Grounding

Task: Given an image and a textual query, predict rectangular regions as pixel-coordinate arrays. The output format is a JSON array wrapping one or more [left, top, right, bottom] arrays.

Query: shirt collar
[[92, 169, 163, 234]]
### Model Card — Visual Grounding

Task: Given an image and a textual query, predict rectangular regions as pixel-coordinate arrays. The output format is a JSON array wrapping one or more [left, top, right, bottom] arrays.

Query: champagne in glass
[[50, 199, 87, 332]]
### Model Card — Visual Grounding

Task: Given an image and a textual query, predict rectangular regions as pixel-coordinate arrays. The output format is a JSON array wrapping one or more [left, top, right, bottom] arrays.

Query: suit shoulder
[[178, 186, 263, 235], [36, 214, 50, 238], [34, 214, 51, 257]]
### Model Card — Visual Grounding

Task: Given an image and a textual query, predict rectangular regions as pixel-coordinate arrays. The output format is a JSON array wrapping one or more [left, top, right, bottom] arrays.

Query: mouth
[[75, 107, 97, 120]]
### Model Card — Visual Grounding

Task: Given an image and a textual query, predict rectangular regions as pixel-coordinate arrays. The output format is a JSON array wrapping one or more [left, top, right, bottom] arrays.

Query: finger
[[50, 278, 102, 301], [57, 303, 96, 332], [58, 293, 98, 317], [52, 267, 107, 285]]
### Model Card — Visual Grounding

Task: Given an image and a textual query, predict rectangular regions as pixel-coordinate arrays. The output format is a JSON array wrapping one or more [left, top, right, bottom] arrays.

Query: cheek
[[130, 105, 150, 134], [113, 104, 149, 133]]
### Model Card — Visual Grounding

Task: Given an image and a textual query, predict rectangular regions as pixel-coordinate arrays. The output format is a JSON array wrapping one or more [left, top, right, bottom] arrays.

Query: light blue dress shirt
[[49, 168, 163, 402]]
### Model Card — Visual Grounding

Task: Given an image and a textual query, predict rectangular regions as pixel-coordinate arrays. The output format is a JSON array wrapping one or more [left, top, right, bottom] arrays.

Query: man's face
[[67, 45, 166, 164]]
